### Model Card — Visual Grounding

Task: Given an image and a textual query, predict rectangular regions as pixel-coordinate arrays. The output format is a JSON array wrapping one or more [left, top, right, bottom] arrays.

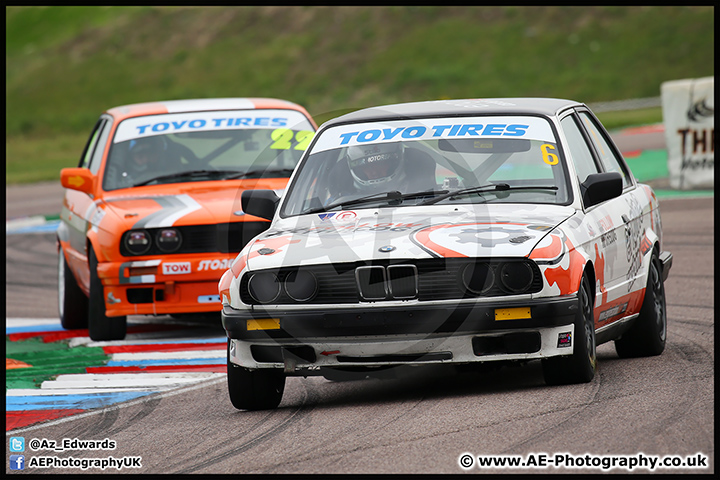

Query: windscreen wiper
[[302, 189, 450, 215], [302, 191, 402, 215], [420, 183, 557, 205], [133, 169, 230, 187], [225, 168, 296, 180]]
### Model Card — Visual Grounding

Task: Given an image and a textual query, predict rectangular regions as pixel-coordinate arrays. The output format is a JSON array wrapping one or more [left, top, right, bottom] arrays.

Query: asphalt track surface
[[5, 131, 714, 474]]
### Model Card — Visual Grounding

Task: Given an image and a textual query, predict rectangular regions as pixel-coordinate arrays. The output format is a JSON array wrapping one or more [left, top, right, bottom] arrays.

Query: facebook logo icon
[[10, 455, 25, 470]]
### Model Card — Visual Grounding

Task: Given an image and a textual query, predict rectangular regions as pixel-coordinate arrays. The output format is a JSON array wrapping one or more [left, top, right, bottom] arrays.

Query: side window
[[560, 115, 600, 184], [88, 117, 112, 174], [579, 111, 632, 188], [78, 118, 106, 169]]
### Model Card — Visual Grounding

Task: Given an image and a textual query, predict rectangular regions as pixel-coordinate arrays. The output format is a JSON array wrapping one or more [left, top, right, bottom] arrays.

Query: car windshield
[[103, 109, 314, 190], [281, 115, 571, 217]]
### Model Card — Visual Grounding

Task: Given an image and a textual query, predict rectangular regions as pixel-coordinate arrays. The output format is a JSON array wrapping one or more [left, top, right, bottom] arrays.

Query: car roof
[[105, 98, 313, 123], [322, 98, 584, 127]]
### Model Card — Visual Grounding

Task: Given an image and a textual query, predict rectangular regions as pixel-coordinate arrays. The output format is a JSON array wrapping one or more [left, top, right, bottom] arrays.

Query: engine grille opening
[[336, 352, 453, 363], [355, 266, 387, 300], [472, 332, 541, 356], [387, 265, 418, 299], [126, 287, 154, 304], [250, 345, 317, 364]]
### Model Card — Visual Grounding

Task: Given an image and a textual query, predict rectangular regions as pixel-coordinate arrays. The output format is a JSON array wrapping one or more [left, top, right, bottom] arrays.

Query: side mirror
[[581, 172, 623, 208], [60, 168, 95, 195], [241, 189, 280, 221]]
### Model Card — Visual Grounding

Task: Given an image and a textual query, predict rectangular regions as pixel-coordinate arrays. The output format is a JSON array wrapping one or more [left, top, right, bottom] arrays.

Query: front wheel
[[88, 248, 127, 341], [58, 245, 88, 329], [227, 341, 285, 410], [615, 251, 667, 357], [542, 274, 597, 385]]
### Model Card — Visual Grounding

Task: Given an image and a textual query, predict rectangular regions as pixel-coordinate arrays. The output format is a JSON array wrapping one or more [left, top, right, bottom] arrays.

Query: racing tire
[[88, 248, 127, 341], [542, 274, 597, 385], [614, 251, 667, 358], [227, 342, 285, 410], [58, 245, 88, 329]]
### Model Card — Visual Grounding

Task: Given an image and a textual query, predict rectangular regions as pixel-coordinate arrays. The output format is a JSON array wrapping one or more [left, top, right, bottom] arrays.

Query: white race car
[[219, 98, 672, 410]]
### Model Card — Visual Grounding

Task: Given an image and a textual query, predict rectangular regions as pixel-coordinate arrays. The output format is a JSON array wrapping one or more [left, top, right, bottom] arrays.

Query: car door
[[576, 108, 651, 286], [574, 109, 652, 327], [62, 115, 113, 289], [559, 111, 634, 328]]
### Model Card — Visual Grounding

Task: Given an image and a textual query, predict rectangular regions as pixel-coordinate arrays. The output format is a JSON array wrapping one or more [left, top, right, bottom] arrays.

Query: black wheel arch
[[582, 260, 597, 307]]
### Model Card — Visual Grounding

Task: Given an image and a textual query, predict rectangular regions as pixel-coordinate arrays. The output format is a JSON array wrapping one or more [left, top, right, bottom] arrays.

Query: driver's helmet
[[128, 136, 167, 172], [346, 143, 404, 188]]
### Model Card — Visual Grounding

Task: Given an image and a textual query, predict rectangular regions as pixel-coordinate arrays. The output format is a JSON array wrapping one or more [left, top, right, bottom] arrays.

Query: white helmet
[[346, 143, 404, 188]]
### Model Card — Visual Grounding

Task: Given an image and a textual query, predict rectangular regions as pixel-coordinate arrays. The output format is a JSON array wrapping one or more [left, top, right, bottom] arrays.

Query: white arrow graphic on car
[[133, 194, 202, 228]]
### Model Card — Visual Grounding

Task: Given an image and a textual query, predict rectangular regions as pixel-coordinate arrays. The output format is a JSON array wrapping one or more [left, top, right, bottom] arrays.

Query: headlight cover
[[123, 230, 152, 255], [156, 228, 182, 253], [461, 262, 495, 294], [283, 270, 318, 302], [247, 272, 281, 304], [498, 262, 534, 293]]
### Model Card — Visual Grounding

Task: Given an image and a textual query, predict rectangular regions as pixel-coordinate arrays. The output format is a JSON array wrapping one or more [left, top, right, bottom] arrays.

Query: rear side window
[[88, 117, 112, 174], [578, 111, 632, 189], [79, 118, 106, 170]]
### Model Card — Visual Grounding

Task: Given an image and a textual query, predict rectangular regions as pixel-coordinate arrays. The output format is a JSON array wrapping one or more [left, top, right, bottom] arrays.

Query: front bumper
[[99, 255, 233, 317], [105, 280, 221, 317], [223, 296, 579, 371]]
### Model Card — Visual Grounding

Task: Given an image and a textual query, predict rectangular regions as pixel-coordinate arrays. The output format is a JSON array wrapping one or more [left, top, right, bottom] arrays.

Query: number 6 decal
[[541, 143, 559, 165], [271, 129, 315, 150]]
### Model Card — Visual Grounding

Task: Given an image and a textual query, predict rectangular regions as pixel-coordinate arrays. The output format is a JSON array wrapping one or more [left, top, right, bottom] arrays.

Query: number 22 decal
[[271, 129, 314, 151]]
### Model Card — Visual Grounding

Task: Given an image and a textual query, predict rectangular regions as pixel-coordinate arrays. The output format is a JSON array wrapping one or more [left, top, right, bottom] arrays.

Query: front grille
[[217, 222, 271, 253], [356, 266, 387, 300], [387, 265, 418, 299], [120, 221, 270, 256], [240, 258, 543, 305]]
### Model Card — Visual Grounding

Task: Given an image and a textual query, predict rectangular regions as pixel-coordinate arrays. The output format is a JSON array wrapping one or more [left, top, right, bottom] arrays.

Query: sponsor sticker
[[312, 116, 555, 152], [557, 332, 572, 348], [198, 295, 221, 303], [162, 262, 192, 275], [197, 259, 232, 271], [114, 109, 313, 143], [333, 211, 357, 223], [598, 302, 628, 322]]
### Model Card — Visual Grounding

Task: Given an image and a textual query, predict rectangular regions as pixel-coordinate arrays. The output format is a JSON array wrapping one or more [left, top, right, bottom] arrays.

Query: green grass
[[6, 133, 89, 183], [596, 107, 663, 131], [6, 6, 713, 184]]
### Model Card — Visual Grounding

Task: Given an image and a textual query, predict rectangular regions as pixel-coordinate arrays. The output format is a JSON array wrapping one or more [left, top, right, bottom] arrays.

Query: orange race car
[[57, 98, 317, 341]]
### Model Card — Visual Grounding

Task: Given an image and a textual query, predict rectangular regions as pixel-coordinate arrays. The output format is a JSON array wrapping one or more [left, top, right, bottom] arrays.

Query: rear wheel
[[58, 245, 88, 329], [88, 248, 127, 341], [227, 341, 285, 410], [542, 274, 596, 385], [615, 251, 667, 357]]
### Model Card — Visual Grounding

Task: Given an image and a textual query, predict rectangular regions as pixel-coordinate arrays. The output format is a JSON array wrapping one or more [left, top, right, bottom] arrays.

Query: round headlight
[[156, 228, 182, 253], [284, 270, 318, 302], [247, 272, 281, 304], [498, 262, 534, 293], [461, 262, 494, 295], [124, 230, 151, 255]]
